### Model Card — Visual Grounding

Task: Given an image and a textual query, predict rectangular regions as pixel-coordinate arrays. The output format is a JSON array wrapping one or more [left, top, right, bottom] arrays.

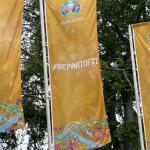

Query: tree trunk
[[123, 91, 134, 150]]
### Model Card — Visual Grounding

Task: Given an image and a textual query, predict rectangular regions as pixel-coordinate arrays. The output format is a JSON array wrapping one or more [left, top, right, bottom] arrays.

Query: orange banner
[[0, 0, 24, 132], [46, 0, 111, 149], [132, 22, 150, 148]]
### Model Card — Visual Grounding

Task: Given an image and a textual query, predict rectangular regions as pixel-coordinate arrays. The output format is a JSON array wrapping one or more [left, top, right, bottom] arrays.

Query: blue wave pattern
[[0, 115, 18, 132], [0, 100, 24, 132], [54, 119, 111, 149]]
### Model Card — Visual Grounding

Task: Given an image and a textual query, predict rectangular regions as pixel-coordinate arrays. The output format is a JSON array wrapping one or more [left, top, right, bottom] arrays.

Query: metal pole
[[128, 25, 145, 150], [43, 0, 55, 145], [39, 0, 54, 149], [132, 25, 148, 150]]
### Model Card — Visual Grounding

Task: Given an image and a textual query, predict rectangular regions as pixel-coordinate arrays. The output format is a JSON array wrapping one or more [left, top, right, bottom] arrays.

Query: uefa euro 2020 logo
[[60, 0, 80, 17]]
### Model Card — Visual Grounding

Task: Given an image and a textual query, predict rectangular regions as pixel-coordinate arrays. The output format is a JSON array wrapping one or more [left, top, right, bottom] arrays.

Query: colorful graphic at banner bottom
[[132, 22, 150, 148], [0, 0, 24, 132], [54, 119, 110, 149], [46, 0, 111, 149]]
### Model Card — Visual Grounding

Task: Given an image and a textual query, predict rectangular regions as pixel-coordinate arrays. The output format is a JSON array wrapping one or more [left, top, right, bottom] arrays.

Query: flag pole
[[39, 0, 54, 149], [128, 25, 146, 150]]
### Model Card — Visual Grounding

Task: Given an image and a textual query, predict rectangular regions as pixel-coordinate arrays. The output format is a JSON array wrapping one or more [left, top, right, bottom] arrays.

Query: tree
[[97, 0, 149, 149]]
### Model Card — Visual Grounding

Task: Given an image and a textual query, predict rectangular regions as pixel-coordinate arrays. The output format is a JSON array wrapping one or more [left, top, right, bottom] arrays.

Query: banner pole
[[43, 0, 55, 145], [39, 0, 54, 149], [128, 25, 145, 150]]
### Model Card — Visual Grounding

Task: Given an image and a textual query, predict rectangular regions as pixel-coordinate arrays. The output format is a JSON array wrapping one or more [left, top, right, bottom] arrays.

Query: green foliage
[[97, 0, 149, 149], [22, 0, 47, 149]]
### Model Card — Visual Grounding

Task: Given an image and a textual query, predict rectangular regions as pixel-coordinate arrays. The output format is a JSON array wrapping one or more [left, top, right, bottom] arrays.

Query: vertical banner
[[46, 0, 111, 149], [0, 0, 24, 132], [132, 22, 150, 148]]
